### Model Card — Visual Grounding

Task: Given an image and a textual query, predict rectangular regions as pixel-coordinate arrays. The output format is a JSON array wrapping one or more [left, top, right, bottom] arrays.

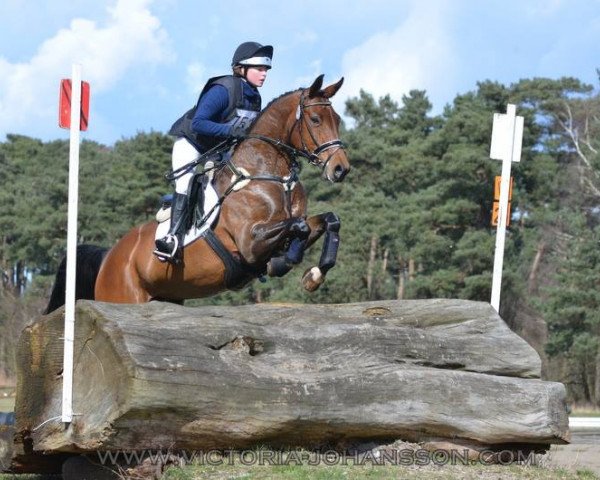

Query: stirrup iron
[[153, 234, 180, 262]]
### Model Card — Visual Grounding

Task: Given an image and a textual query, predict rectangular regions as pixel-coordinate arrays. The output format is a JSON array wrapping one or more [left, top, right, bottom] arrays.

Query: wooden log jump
[[10, 299, 569, 472]]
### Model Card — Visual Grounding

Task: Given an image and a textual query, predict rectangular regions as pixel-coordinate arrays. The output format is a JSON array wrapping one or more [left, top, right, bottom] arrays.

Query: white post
[[62, 64, 82, 423], [490, 104, 523, 313]]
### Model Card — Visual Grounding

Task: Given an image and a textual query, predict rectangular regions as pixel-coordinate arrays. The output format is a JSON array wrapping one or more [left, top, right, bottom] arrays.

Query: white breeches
[[172, 137, 201, 194]]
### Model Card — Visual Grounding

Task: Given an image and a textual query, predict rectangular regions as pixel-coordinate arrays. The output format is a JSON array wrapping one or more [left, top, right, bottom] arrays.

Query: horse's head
[[292, 75, 350, 183]]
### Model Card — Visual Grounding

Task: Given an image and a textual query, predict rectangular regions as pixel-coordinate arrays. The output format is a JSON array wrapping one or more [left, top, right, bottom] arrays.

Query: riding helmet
[[231, 42, 273, 69]]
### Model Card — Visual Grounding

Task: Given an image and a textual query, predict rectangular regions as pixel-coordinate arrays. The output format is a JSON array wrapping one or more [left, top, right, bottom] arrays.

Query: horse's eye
[[310, 114, 321, 125]]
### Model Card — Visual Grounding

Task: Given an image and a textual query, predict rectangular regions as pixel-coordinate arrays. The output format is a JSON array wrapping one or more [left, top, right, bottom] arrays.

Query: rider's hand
[[228, 124, 246, 139]]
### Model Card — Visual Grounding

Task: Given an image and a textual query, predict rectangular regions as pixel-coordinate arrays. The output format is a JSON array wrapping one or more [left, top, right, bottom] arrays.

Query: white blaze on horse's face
[[303, 75, 351, 183]]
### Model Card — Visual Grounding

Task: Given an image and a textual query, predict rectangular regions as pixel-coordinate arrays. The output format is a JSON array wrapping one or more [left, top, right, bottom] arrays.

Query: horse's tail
[[44, 244, 109, 314]]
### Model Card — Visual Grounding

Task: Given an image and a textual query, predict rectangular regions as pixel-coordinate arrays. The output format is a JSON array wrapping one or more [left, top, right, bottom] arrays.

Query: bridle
[[244, 89, 346, 170], [290, 91, 346, 169]]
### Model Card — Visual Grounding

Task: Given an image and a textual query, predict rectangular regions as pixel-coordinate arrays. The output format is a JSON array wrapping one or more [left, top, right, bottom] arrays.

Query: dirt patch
[[544, 444, 600, 475]]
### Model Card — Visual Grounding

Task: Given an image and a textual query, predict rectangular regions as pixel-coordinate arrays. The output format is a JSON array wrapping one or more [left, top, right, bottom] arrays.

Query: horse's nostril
[[334, 165, 345, 180]]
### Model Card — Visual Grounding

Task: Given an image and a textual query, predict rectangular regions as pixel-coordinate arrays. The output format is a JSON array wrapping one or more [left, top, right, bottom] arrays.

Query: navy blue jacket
[[169, 75, 261, 152]]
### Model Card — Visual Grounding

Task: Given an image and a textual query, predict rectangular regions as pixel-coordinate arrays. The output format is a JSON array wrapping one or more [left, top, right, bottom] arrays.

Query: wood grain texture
[[13, 299, 569, 460]]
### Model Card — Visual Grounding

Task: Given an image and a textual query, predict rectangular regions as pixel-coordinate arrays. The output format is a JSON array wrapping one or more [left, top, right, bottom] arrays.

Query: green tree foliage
[[526, 77, 600, 405], [83, 132, 172, 242], [0, 132, 172, 279], [0, 135, 68, 290], [543, 216, 600, 403]]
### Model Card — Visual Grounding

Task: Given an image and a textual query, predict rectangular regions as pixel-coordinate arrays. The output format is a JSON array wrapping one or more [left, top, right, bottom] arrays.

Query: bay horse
[[45, 75, 350, 313]]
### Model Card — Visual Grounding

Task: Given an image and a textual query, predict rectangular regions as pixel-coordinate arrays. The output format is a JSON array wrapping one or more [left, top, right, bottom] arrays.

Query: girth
[[202, 230, 264, 289]]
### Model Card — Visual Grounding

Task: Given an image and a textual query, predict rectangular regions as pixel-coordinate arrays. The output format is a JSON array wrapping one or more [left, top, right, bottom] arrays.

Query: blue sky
[[0, 0, 598, 146]]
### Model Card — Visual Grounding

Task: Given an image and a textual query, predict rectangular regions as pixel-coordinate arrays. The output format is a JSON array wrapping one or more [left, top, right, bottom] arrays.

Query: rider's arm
[[191, 85, 231, 138]]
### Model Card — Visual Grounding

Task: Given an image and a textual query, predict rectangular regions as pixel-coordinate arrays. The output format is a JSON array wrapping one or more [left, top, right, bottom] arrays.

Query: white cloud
[[0, 0, 173, 138], [337, 1, 456, 116]]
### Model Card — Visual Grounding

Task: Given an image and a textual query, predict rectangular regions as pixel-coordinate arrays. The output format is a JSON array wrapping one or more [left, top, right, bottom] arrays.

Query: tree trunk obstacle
[[10, 299, 569, 472]]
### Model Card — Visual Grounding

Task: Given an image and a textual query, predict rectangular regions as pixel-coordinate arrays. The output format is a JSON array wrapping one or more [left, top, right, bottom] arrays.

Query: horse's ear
[[322, 77, 344, 99], [308, 74, 325, 98]]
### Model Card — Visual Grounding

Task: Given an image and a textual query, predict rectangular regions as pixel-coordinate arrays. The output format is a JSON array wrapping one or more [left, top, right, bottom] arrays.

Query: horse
[[45, 74, 350, 313]]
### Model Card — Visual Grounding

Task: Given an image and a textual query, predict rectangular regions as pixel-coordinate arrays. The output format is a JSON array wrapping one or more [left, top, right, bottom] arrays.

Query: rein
[[165, 139, 234, 182], [243, 133, 310, 162]]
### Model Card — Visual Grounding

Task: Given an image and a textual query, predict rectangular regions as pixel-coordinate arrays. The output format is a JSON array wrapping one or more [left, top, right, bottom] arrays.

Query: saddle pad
[[154, 183, 220, 247]]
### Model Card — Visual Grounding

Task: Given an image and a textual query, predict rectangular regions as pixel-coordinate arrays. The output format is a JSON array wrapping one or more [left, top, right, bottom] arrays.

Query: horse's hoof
[[302, 267, 324, 292]]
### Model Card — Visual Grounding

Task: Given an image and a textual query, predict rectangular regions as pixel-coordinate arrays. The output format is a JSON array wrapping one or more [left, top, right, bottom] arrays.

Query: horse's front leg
[[301, 212, 341, 292]]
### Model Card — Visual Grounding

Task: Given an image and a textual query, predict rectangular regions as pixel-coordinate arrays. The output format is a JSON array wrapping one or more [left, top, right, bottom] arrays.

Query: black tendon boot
[[154, 192, 189, 262]]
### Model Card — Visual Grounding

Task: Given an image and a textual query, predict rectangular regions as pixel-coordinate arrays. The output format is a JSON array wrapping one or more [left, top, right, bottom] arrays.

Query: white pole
[[490, 104, 517, 312], [62, 63, 82, 423]]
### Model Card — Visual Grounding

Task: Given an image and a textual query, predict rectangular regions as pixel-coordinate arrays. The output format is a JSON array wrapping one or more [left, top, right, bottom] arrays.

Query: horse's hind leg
[[264, 219, 314, 278], [249, 217, 310, 264], [266, 235, 308, 277], [302, 212, 341, 292], [94, 226, 154, 304]]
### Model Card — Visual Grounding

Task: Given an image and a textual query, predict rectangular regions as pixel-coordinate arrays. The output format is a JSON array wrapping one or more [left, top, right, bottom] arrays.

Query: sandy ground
[[545, 426, 600, 475], [545, 444, 600, 475]]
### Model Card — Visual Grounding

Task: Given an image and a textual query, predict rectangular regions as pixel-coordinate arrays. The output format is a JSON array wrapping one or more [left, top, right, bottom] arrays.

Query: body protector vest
[[168, 75, 261, 152]]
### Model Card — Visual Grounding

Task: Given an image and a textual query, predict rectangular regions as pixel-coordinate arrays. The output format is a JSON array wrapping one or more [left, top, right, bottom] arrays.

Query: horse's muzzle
[[332, 164, 349, 182], [321, 147, 350, 183]]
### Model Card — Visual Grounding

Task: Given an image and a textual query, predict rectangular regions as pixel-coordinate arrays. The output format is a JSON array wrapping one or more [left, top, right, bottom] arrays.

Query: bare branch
[[582, 113, 598, 154], [553, 102, 600, 199], [555, 110, 592, 168]]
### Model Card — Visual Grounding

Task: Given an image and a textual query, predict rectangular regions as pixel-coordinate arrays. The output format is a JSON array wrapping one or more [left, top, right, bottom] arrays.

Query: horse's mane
[[251, 88, 303, 127]]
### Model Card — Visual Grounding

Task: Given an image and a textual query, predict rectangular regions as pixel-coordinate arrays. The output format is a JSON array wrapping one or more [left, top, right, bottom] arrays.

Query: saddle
[[154, 156, 266, 287], [154, 167, 221, 248]]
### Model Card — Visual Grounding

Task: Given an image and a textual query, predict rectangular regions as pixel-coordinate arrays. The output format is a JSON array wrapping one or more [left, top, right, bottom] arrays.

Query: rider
[[154, 41, 273, 261]]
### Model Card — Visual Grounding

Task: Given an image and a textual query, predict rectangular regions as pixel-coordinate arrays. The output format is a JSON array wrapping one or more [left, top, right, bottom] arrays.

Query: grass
[[570, 403, 600, 417], [0, 466, 595, 480], [151, 446, 600, 480], [0, 468, 596, 480], [0, 461, 596, 480], [160, 462, 599, 480], [571, 409, 600, 417]]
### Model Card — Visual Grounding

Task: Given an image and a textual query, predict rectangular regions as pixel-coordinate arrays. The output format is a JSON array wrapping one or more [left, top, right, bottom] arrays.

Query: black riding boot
[[154, 192, 188, 261]]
